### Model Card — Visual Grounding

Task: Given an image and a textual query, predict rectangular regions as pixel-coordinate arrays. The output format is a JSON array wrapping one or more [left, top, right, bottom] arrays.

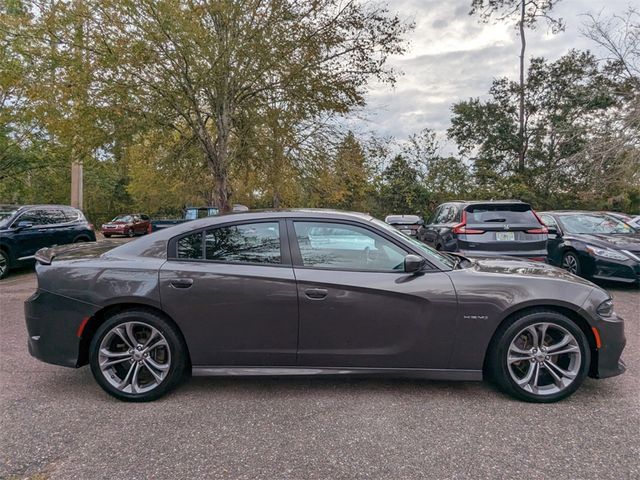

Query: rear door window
[[204, 222, 281, 264], [465, 204, 538, 225]]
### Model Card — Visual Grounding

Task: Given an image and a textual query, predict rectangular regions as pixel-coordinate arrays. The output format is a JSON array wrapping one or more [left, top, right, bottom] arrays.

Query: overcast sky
[[356, 0, 633, 148]]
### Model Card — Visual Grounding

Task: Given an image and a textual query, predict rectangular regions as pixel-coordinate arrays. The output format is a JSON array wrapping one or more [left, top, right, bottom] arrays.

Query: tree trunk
[[518, 0, 527, 173]]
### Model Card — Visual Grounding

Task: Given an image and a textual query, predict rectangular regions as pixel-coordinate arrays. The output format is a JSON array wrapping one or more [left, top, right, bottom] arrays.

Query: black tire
[[561, 251, 581, 276], [73, 236, 89, 243], [89, 309, 188, 402], [487, 310, 590, 403], [0, 249, 9, 280], [103, 234, 111, 238]]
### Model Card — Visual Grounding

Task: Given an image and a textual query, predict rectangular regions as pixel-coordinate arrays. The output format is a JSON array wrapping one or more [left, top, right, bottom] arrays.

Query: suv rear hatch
[[455, 203, 548, 259]]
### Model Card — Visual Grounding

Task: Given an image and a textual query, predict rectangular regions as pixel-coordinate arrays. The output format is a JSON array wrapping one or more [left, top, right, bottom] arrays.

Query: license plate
[[496, 232, 515, 241], [401, 229, 412, 235]]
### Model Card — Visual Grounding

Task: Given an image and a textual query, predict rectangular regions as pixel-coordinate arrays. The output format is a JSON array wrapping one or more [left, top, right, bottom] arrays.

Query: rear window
[[465, 204, 537, 224]]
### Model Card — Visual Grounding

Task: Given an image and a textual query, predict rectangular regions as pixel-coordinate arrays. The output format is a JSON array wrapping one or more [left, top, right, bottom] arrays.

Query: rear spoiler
[[35, 248, 55, 265]]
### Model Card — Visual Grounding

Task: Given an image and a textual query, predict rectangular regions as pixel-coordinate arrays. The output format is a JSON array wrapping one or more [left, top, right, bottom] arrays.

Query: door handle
[[170, 278, 193, 289], [305, 288, 328, 300]]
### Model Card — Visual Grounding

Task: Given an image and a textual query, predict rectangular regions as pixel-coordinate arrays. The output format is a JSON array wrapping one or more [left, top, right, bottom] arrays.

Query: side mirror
[[547, 226, 559, 236], [404, 254, 426, 274], [15, 221, 34, 230], [417, 219, 424, 225]]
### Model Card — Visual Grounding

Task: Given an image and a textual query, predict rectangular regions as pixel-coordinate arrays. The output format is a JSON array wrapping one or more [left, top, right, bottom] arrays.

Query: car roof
[[541, 210, 614, 216], [445, 200, 527, 205], [12, 204, 78, 211]]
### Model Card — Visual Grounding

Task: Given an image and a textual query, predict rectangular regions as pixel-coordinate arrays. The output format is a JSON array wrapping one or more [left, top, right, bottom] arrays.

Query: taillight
[[88, 223, 95, 231], [147, 223, 153, 234], [452, 211, 484, 234], [529, 210, 548, 233]]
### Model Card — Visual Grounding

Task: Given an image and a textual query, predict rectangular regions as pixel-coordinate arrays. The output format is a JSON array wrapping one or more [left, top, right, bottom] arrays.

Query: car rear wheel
[[488, 310, 590, 403], [103, 234, 111, 238], [561, 251, 581, 276], [89, 310, 188, 402], [0, 250, 9, 280]]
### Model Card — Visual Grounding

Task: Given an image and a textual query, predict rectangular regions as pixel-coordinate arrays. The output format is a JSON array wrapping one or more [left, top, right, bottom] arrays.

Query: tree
[[470, 0, 564, 172], [401, 128, 471, 207], [449, 50, 622, 207], [576, 8, 640, 211], [80, 0, 412, 211], [375, 154, 430, 217]]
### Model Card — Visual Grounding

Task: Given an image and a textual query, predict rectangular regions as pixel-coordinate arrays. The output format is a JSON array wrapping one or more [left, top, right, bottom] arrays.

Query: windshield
[[0, 210, 18, 228], [112, 215, 133, 222], [559, 214, 636, 234], [371, 218, 456, 269]]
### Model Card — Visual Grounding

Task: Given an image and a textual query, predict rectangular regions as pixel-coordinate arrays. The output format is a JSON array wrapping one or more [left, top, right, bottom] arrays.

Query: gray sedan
[[25, 210, 626, 402]]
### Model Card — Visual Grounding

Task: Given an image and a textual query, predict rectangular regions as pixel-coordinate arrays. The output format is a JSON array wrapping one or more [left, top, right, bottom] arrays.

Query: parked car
[[0, 204, 95, 280], [26, 209, 625, 403], [150, 204, 249, 232], [384, 214, 423, 237], [628, 215, 640, 229], [150, 207, 220, 232], [539, 211, 640, 284], [101, 214, 150, 238], [603, 212, 633, 223], [418, 200, 548, 261]]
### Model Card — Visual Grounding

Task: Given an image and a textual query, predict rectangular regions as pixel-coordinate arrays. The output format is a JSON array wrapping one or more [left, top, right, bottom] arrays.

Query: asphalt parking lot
[[1, 267, 638, 479]]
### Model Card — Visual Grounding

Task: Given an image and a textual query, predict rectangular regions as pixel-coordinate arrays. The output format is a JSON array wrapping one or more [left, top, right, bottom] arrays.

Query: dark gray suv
[[418, 200, 549, 261], [25, 209, 625, 403]]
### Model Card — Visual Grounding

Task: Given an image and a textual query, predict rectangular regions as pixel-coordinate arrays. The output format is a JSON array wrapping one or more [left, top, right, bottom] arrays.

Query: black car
[[0, 204, 96, 279], [418, 200, 548, 260], [384, 214, 423, 237], [540, 211, 640, 284]]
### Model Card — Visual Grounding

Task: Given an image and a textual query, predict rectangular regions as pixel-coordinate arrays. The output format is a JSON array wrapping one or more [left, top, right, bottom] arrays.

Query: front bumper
[[590, 256, 640, 284], [591, 311, 627, 379], [25, 289, 98, 368]]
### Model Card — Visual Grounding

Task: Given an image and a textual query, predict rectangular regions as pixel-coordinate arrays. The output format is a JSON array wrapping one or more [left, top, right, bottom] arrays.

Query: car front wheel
[[561, 251, 581, 276], [127, 228, 135, 238], [488, 310, 590, 403], [89, 309, 188, 402], [0, 250, 9, 280]]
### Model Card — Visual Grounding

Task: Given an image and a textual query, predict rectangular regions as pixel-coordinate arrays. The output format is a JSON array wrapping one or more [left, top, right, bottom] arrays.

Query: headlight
[[585, 245, 629, 261], [597, 299, 614, 317]]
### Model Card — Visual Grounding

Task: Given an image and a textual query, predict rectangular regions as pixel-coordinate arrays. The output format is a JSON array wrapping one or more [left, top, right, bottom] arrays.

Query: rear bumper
[[459, 249, 548, 261], [25, 289, 98, 368]]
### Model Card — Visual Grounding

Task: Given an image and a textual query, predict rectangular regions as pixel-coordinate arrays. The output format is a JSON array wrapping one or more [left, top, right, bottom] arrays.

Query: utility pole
[[70, 0, 85, 210], [70, 160, 83, 209]]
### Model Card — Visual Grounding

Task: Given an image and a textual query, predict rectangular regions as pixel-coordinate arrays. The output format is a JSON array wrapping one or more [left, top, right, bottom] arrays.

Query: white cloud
[[358, 0, 634, 144]]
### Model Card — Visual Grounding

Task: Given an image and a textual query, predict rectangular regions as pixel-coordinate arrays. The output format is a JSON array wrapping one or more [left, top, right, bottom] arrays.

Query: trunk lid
[[35, 241, 121, 265]]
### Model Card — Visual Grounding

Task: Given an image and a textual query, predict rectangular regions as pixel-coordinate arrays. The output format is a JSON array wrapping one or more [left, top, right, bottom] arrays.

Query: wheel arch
[[72, 234, 92, 242], [482, 304, 598, 378], [0, 242, 11, 259], [78, 302, 192, 368]]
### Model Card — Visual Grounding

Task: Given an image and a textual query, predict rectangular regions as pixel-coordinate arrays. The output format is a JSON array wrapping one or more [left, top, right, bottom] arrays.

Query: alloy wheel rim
[[98, 321, 171, 394], [507, 322, 581, 396], [562, 255, 578, 274], [0, 252, 6, 276]]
